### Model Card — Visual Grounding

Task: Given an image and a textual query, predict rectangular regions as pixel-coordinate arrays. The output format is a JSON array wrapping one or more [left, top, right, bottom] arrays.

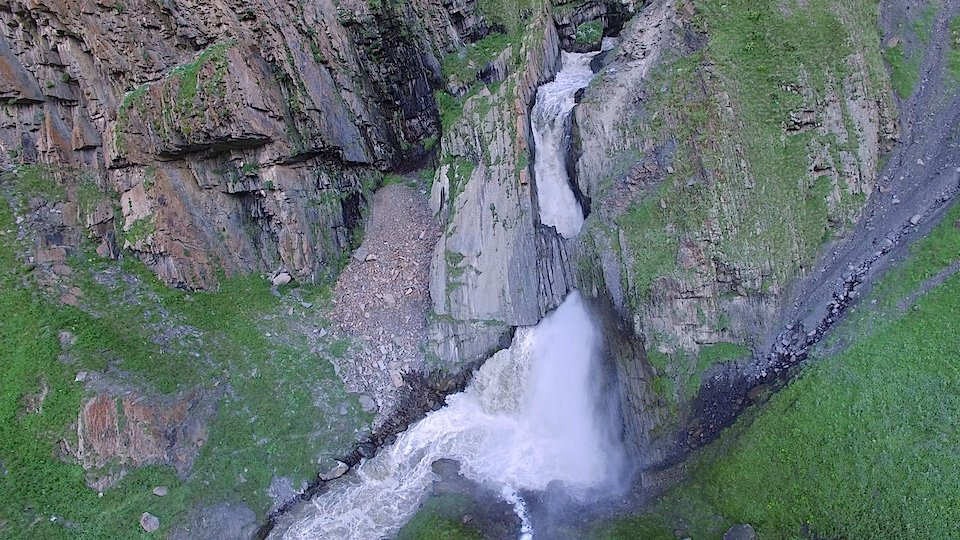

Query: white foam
[[278, 292, 622, 539], [532, 51, 602, 238]]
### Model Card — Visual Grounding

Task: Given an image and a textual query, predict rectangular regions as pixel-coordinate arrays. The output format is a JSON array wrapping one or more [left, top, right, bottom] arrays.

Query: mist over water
[[532, 50, 601, 238], [278, 292, 625, 539]]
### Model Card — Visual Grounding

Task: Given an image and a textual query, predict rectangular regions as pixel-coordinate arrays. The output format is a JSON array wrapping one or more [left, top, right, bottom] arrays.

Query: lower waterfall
[[276, 292, 624, 539]]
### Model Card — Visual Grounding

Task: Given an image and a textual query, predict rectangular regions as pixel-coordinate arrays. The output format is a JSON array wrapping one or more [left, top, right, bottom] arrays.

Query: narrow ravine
[[531, 48, 605, 238], [272, 50, 618, 539]]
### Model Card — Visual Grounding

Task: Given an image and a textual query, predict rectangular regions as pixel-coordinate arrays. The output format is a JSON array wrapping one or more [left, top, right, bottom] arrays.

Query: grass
[[593, 203, 960, 539], [475, 0, 534, 34], [885, 43, 921, 98], [0, 169, 371, 537], [574, 20, 603, 46], [948, 17, 960, 83], [8, 165, 66, 203], [397, 495, 485, 540]]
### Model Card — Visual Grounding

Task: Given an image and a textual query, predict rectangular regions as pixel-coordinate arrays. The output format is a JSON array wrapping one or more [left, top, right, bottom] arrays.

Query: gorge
[[2, 0, 960, 538]]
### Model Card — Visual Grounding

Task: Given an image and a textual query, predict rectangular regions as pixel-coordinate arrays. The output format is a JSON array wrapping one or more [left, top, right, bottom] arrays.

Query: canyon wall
[[569, 0, 897, 461], [0, 0, 483, 288]]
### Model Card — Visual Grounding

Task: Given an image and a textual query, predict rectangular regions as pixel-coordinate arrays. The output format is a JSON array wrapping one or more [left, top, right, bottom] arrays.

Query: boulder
[[319, 461, 349, 482], [272, 272, 292, 287], [139, 512, 159, 532], [724, 524, 757, 540], [358, 395, 377, 412]]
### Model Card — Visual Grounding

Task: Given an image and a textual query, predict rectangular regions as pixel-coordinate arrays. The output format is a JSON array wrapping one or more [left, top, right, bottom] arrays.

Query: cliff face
[[569, 0, 897, 460], [0, 0, 482, 288]]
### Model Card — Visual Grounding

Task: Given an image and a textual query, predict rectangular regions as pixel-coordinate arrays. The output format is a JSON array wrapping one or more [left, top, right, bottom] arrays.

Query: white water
[[279, 292, 623, 539], [531, 50, 602, 238]]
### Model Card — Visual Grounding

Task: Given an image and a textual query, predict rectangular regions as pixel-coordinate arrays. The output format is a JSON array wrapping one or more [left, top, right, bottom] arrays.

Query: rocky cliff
[[0, 0, 487, 288], [569, 0, 897, 461]]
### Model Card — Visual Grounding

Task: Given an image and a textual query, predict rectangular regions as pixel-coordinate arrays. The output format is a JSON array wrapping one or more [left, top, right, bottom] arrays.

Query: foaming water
[[277, 292, 623, 539], [532, 50, 601, 238]]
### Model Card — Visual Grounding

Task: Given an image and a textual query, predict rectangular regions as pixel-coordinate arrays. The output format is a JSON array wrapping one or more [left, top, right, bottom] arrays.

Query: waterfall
[[276, 292, 624, 539], [531, 50, 603, 239]]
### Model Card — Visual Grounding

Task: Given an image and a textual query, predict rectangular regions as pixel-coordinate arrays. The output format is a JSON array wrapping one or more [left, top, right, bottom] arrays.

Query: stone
[[52, 263, 73, 276], [389, 369, 404, 388], [910, 214, 922, 225], [75, 371, 88, 382], [382, 293, 396, 307], [152, 486, 168, 497], [318, 461, 349, 481], [724, 524, 756, 540], [272, 272, 292, 286], [357, 442, 377, 459], [358, 395, 377, 412], [60, 293, 79, 307], [365, 253, 379, 262], [169, 503, 257, 540], [59, 331, 77, 349], [352, 246, 369, 262], [139, 512, 159, 532]]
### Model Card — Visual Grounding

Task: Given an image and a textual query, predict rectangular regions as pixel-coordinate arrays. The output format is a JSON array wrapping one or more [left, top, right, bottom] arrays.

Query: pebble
[[59, 331, 76, 349], [75, 371, 88, 382], [152, 486, 168, 497]]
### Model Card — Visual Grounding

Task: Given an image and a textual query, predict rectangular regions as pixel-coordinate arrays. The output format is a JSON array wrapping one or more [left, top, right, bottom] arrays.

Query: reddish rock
[[75, 388, 217, 489]]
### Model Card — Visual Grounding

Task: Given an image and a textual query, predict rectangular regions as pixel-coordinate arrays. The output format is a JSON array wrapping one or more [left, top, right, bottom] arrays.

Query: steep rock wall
[[0, 0, 483, 288], [426, 8, 567, 364], [570, 0, 897, 461]]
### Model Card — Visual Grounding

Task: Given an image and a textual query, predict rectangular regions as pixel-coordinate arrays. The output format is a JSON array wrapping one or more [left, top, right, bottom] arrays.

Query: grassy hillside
[[0, 169, 370, 537], [595, 202, 960, 539]]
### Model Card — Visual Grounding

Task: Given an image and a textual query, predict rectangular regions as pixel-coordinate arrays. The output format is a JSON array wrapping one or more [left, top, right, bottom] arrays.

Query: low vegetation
[[573, 20, 603, 46], [594, 202, 960, 539], [397, 495, 484, 540], [948, 16, 960, 82], [0, 169, 371, 537]]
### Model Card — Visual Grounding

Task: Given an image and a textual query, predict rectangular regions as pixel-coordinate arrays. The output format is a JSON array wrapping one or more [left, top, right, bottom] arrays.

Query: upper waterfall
[[531, 50, 602, 238], [275, 291, 624, 539]]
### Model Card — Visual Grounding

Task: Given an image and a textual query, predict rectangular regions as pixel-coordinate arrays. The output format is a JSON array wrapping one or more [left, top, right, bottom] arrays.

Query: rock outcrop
[[568, 0, 897, 460], [0, 0, 486, 288], [73, 386, 218, 490], [427, 4, 595, 365]]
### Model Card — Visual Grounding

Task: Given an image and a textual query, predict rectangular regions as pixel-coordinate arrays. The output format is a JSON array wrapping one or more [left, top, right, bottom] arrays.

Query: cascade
[[277, 42, 622, 540], [531, 47, 606, 238], [277, 292, 623, 539]]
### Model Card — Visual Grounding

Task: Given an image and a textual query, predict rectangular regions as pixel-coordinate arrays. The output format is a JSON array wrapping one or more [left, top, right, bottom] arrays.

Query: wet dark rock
[[724, 524, 757, 540], [170, 503, 257, 540]]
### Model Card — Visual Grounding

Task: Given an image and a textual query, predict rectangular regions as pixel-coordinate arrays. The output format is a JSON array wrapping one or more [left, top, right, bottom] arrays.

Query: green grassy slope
[[594, 203, 960, 539], [0, 170, 370, 538]]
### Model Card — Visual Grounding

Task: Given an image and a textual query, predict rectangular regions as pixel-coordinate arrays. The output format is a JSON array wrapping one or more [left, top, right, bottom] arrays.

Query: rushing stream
[[277, 46, 618, 540], [532, 49, 603, 238], [277, 293, 623, 539]]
